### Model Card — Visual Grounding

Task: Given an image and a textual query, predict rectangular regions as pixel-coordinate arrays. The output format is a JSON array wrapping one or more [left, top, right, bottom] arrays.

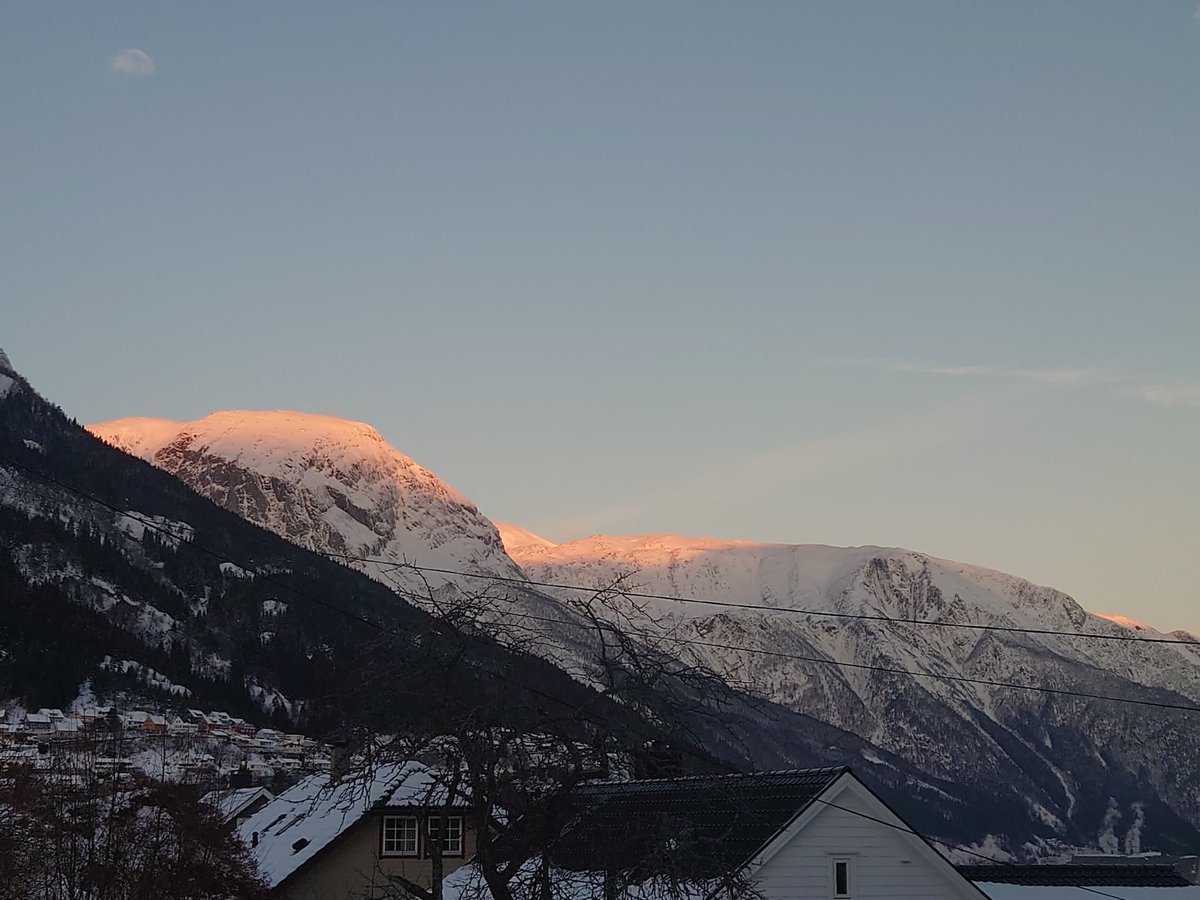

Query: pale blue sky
[[4, 2, 1199, 629]]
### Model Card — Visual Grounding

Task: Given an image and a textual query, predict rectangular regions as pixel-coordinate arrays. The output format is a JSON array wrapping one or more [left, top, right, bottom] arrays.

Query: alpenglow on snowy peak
[[497, 527, 1200, 702], [83, 410, 1200, 850], [88, 411, 522, 586], [497, 525, 1200, 850]]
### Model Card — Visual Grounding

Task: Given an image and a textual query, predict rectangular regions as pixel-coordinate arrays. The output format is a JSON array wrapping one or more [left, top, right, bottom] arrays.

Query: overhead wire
[[0, 452, 1185, 894], [0, 453, 692, 742], [322, 554, 1200, 648], [4, 452, 1199, 718]]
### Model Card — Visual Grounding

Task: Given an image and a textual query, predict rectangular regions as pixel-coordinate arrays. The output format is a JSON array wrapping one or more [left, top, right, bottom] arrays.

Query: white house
[[447, 766, 986, 900]]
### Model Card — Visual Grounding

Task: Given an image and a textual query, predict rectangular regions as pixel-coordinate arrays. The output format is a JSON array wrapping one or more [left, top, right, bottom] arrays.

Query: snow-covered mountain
[[502, 529, 1200, 700], [0, 355, 607, 739], [501, 528, 1200, 851], [89, 412, 522, 588], [87, 412, 597, 662], [84, 409, 1200, 852]]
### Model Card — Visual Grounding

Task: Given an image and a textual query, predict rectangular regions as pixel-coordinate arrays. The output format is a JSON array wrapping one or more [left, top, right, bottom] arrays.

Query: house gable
[[750, 773, 985, 900], [280, 811, 478, 900]]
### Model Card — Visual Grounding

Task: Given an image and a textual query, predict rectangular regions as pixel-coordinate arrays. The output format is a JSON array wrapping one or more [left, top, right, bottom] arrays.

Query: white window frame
[[831, 855, 853, 898], [381, 814, 418, 857], [425, 814, 464, 857]]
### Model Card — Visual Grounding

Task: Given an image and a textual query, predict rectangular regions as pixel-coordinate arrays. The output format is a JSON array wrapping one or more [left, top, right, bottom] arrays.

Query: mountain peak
[[91, 410, 390, 464], [495, 522, 558, 555], [87, 409, 520, 585]]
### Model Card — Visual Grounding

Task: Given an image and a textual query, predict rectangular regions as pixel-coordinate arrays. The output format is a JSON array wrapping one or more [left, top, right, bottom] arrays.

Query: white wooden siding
[[753, 784, 977, 900]]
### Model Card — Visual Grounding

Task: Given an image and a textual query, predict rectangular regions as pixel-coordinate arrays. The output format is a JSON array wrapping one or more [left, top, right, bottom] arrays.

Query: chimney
[[330, 740, 352, 782]]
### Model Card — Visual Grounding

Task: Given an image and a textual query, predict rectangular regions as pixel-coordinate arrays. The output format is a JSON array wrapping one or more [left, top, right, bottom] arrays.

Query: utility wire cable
[[426, 606, 1200, 714], [8, 451, 1147, 895], [0, 454, 683, 741], [5, 454, 1199, 717], [0, 455, 1159, 899], [323, 554, 1200, 648]]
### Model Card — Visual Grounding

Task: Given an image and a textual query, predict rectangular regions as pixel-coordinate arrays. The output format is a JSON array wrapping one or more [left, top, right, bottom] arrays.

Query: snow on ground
[[100, 657, 192, 697], [220, 561, 254, 578], [442, 860, 709, 900], [114, 511, 196, 548]]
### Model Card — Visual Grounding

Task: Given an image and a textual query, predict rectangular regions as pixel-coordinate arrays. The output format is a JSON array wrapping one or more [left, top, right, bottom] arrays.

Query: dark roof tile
[[548, 767, 847, 880], [959, 864, 1191, 887]]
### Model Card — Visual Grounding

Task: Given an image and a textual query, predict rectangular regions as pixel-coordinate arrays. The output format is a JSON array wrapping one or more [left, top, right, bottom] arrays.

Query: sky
[[3, 2, 1199, 630]]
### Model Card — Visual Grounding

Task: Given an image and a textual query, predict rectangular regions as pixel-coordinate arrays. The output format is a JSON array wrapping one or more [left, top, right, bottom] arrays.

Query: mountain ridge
[[89, 411, 520, 588], [77, 404, 1200, 852]]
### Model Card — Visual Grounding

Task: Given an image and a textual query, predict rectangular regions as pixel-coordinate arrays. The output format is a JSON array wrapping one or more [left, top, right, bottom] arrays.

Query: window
[[425, 815, 464, 856], [381, 815, 418, 856], [832, 857, 853, 898]]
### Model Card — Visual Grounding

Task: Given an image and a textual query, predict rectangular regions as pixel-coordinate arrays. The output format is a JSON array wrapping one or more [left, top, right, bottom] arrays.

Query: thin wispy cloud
[[110, 49, 155, 77], [859, 361, 1109, 386], [1139, 384, 1200, 409], [841, 359, 1200, 410]]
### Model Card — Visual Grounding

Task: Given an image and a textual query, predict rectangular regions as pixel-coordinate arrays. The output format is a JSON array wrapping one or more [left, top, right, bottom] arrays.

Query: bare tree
[[0, 730, 268, 900], [321, 567, 760, 900]]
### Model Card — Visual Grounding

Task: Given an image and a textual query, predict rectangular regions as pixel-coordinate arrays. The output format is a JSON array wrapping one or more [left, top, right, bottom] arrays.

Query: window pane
[[445, 816, 463, 853], [835, 860, 849, 895], [383, 816, 417, 854]]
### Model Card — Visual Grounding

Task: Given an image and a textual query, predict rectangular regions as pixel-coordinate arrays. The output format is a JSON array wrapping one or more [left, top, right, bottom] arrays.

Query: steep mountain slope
[[0, 353, 627, 745], [84, 408, 1200, 852], [88, 412, 597, 666], [501, 529, 1200, 852], [90, 412, 520, 586]]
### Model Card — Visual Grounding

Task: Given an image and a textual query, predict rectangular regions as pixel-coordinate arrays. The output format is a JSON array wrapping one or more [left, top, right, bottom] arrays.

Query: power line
[[428, 606, 1200, 714], [339, 555, 1200, 715], [6, 454, 1147, 894], [0, 454, 680, 744], [5, 453, 1199, 720], [325, 555, 1200, 648]]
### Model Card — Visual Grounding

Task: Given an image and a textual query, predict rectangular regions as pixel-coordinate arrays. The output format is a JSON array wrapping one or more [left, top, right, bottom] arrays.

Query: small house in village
[[238, 760, 477, 899]]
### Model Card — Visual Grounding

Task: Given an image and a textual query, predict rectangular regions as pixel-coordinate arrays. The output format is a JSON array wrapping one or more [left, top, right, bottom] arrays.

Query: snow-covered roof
[[977, 886, 1200, 899], [236, 761, 460, 888], [202, 786, 274, 823], [443, 860, 709, 900]]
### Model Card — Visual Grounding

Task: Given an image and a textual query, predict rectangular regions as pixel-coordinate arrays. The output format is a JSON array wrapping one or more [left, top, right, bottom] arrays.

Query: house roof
[[202, 786, 275, 824], [237, 760, 463, 888], [547, 767, 848, 881], [962, 865, 1192, 887]]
